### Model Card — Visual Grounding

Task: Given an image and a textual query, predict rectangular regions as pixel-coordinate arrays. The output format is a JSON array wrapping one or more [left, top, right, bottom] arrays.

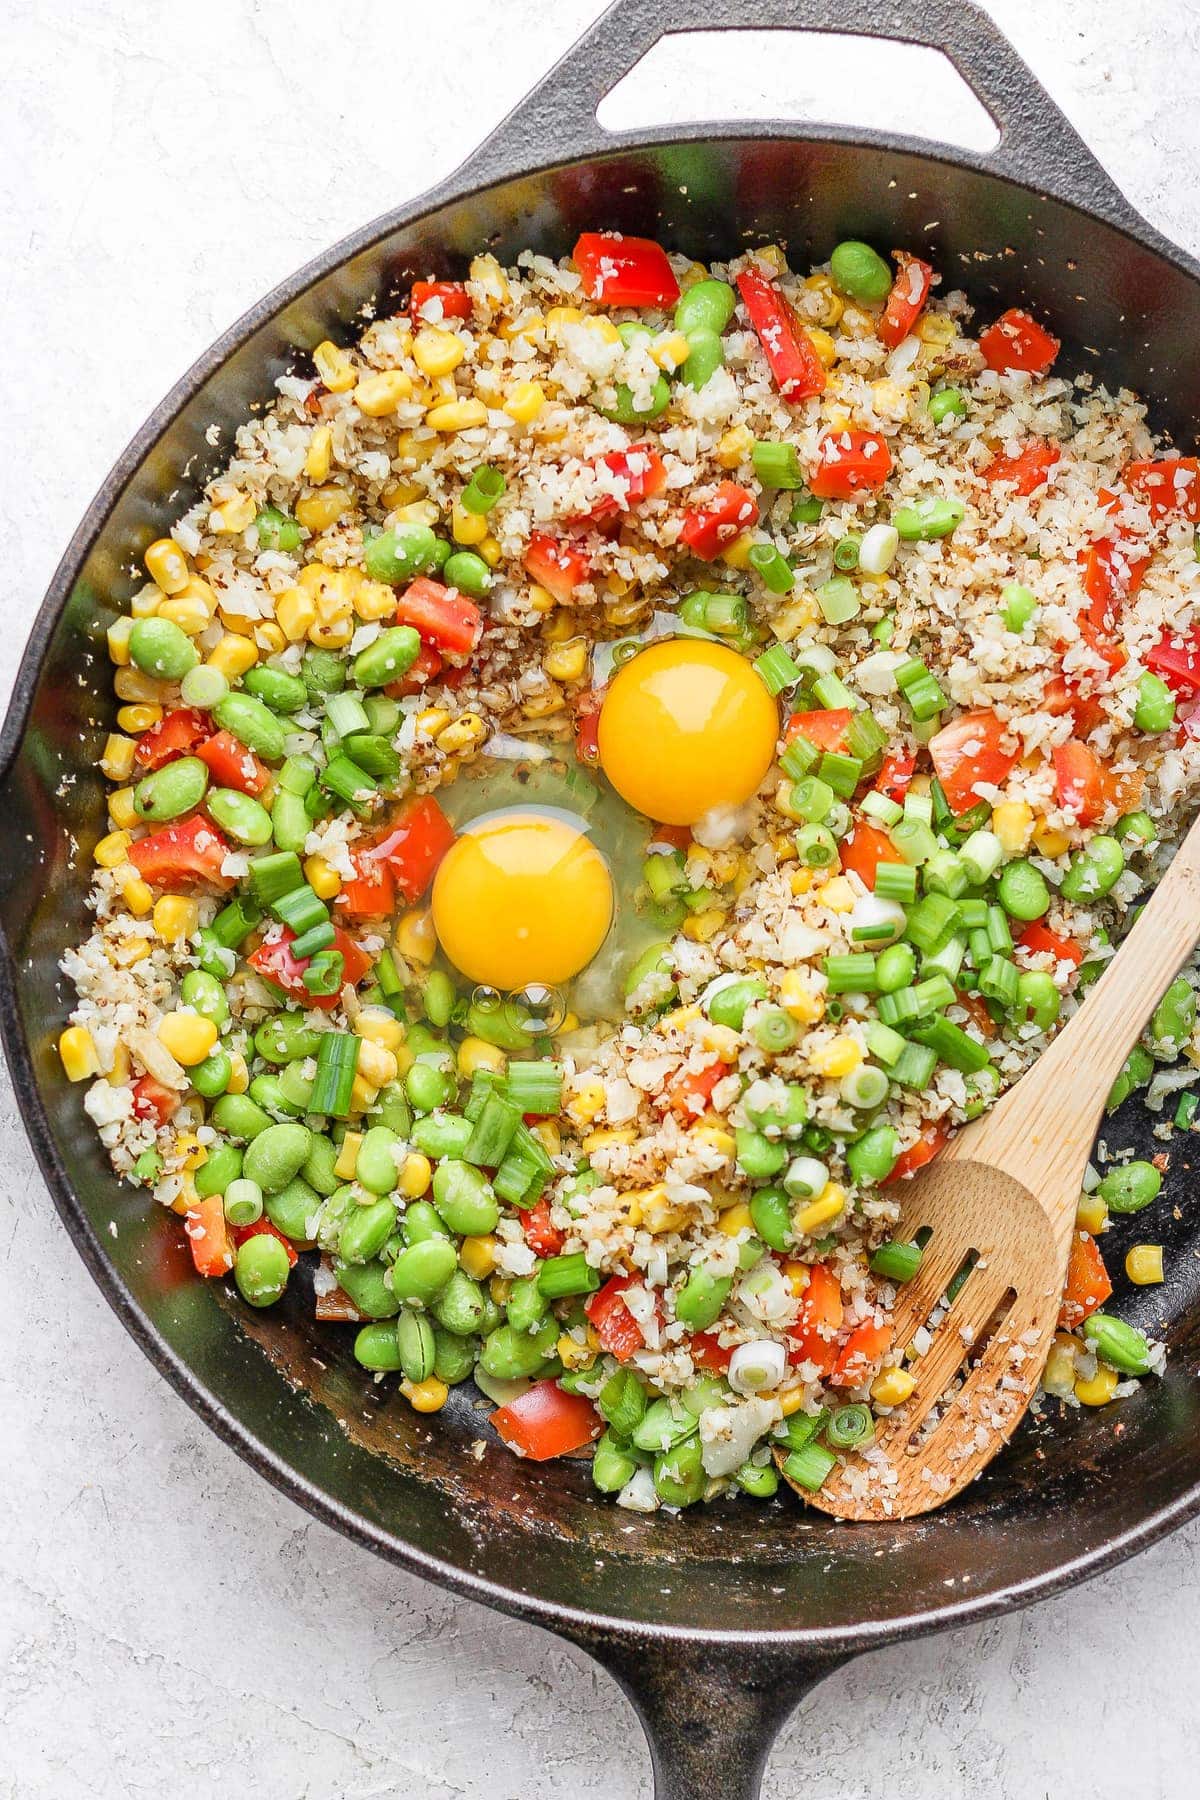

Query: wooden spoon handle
[[952, 808, 1200, 1214]]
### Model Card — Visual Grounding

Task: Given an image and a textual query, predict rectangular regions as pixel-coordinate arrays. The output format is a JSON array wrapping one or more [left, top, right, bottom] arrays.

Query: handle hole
[[596, 30, 999, 152]]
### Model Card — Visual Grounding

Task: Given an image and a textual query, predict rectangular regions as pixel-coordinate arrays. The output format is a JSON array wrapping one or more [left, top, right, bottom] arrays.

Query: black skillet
[[3, 3, 1200, 1794]]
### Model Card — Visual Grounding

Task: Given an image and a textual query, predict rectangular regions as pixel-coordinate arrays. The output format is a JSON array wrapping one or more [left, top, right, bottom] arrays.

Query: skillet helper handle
[[583, 1632, 846, 1800], [452, 0, 1139, 230]]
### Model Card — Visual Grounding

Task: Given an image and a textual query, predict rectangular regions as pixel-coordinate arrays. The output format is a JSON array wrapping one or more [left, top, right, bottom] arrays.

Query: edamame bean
[[1133, 670, 1175, 733], [674, 278, 736, 336], [845, 1123, 899, 1185], [192, 1140, 243, 1198], [255, 1012, 324, 1064], [410, 1111, 474, 1160], [134, 756, 209, 822], [129, 616, 199, 680], [207, 786, 274, 846], [363, 524, 439, 585], [354, 1320, 405, 1372], [654, 1434, 706, 1508], [402, 1201, 451, 1245], [735, 1128, 787, 1180], [250, 1072, 303, 1117], [598, 376, 670, 425], [264, 1177, 319, 1242], [1017, 969, 1061, 1031], [829, 240, 892, 303], [356, 1126, 403, 1195], [876, 941, 917, 992], [744, 1081, 807, 1137], [211, 1093, 273, 1141], [351, 626, 422, 689], [334, 1257, 400, 1318], [750, 1186, 793, 1253], [253, 505, 301, 551], [316, 1186, 356, 1253], [406, 1060, 454, 1115], [893, 497, 965, 541], [997, 859, 1050, 921], [928, 386, 967, 424], [235, 1233, 291, 1307], [1151, 974, 1196, 1052], [397, 1308, 437, 1381], [478, 1319, 558, 1381], [592, 1430, 638, 1494], [1001, 583, 1037, 633], [736, 1461, 780, 1499], [243, 664, 308, 714], [338, 1196, 398, 1264], [1082, 1312, 1153, 1376], [433, 1328, 477, 1385], [680, 327, 725, 391], [191, 1049, 232, 1099], [506, 1273, 549, 1336], [1097, 1159, 1162, 1214], [432, 1160, 500, 1235], [180, 969, 230, 1028], [1060, 835, 1124, 903], [303, 1132, 340, 1197], [706, 977, 767, 1030], [434, 1269, 490, 1336], [389, 1238, 458, 1307], [422, 969, 456, 1029], [242, 1121, 313, 1194], [633, 1398, 696, 1454], [276, 1061, 315, 1112], [301, 646, 346, 695], [674, 1265, 732, 1332], [1106, 1044, 1154, 1112], [442, 551, 492, 599], [211, 691, 287, 762]]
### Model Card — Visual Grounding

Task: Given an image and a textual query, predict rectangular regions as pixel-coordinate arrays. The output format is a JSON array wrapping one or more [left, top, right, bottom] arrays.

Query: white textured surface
[[2, 2, 1199, 1794]]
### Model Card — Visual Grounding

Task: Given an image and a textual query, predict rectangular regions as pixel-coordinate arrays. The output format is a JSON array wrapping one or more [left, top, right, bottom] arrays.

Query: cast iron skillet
[[4, 2, 1200, 1793]]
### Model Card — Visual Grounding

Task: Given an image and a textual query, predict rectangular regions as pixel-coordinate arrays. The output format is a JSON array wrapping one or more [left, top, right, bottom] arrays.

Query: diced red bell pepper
[[129, 813, 234, 889], [578, 444, 668, 526], [248, 925, 370, 1010], [394, 577, 482, 658], [574, 689, 603, 766], [1126, 456, 1200, 522], [808, 430, 893, 501], [1081, 538, 1150, 637], [524, 531, 592, 603], [1042, 672, 1104, 740], [196, 730, 270, 797], [678, 482, 759, 560], [334, 844, 397, 920], [877, 746, 915, 801], [664, 1058, 728, 1120], [490, 1380, 601, 1461], [185, 1195, 234, 1278], [1052, 739, 1112, 826], [784, 707, 852, 752], [371, 795, 456, 903], [978, 307, 1060, 375], [877, 252, 935, 350], [522, 1197, 565, 1258], [982, 438, 1060, 495], [1058, 1230, 1113, 1331], [839, 821, 903, 888], [230, 1217, 302, 1264], [786, 1262, 844, 1374], [572, 232, 680, 309], [736, 268, 826, 402], [690, 1331, 734, 1373], [133, 707, 210, 771], [131, 1074, 180, 1126], [1075, 611, 1128, 678], [410, 279, 471, 321], [1018, 921, 1084, 968], [385, 639, 443, 697], [830, 1319, 893, 1389], [883, 1121, 949, 1185], [585, 1274, 646, 1362], [928, 710, 1017, 815], [955, 990, 998, 1041], [1148, 626, 1200, 695]]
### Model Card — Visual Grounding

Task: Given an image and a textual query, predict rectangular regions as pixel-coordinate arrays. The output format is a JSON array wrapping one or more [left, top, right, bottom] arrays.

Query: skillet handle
[[576, 1630, 847, 1800], [451, 0, 1140, 231]]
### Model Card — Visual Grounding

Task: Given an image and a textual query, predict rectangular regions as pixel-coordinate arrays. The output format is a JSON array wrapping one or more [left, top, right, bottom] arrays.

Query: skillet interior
[[4, 134, 1200, 1646]]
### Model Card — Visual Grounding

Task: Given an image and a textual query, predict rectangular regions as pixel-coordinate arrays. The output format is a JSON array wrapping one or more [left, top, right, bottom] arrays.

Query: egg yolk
[[431, 810, 613, 989], [597, 639, 779, 826]]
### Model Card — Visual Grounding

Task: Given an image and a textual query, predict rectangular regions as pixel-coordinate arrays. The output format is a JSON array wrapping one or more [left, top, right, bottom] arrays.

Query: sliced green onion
[[343, 733, 403, 782], [211, 894, 264, 948], [959, 828, 1003, 884], [311, 1031, 359, 1115], [272, 884, 330, 935], [840, 1064, 889, 1109], [754, 1008, 800, 1053], [303, 949, 345, 998], [505, 1060, 564, 1115], [290, 920, 336, 959], [749, 542, 796, 594], [321, 753, 379, 812], [876, 986, 923, 1028], [791, 775, 834, 822], [823, 953, 878, 994], [890, 1041, 938, 1088], [461, 464, 507, 514], [752, 440, 804, 488], [870, 1238, 924, 1282], [861, 789, 903, 828], [905, 893, 960, 953], [873, 860, 918, 903], [754, 644, 803, 696], [811, 671, 858, 711], [464, 1091, 522, 1166], [818, 751, 863, 799], [833, 535, 861, 572], [890, 818, 937, 865], [865, 1021, 907, 1066], [922, 849, 968, 899], [911, 1015, 992, 1073], [249, 852, 304, 906], [921, 934, 966, 982], [790, 493, 823, 525], [815, 575, 860, 625], [795, 823, 839, 867], [538, 1252, 601, 1299], [783, 1441, 838, 1490], [979, 955, 1019, 1007], [843, 711, 888, 770], [827, 1403, 874, 1449], [780, 736, 820, 781]]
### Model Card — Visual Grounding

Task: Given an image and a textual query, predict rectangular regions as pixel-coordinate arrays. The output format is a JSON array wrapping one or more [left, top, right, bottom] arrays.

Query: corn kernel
[[115, 706, 160, 739], [436, 712, 487, 754], [489, 1274, 513, 1305], [313, 340, 357, 392], [99, 734, 137, 781], [755, 243, 789, 274], [302, 854, 341, 901], [170, 1179, 198, 1217], [349, 1080, 381, 1122], [806, 327, 838, 367], [113, 666, 167, 703], [682, 908, 727, 944], [412, 326, 466, 378], [295, 484, 351, 534], [121, 874, 154, 916], [254, 621, 286, 656], [469, 253, 510, 305], [543, 638, 588, 684], [356, 1039, 399, 1089], [178, 575, 218, 618], [557, 1333, 595, 1371], [1033, 820, 1072, 858], [94, 829, 132, 868], [461, 1235, 499, 1280], [629, 1185, 689, 1234], [566, 1079, 606, 1125], [871, 1367, 916, 1407], [398, 1152, 432, 1198], [334, 1133, 363, 1181], [720, 532, 755, 570], [225, 1052, 249, 1095], [209, 491, 256, 535], [717, 1202, 754, 1238], [157, 1011, 218, 1067], [176, 1132, 207, 1172], [275, 587, 318, 642], [530, 1120, 561, 1159], [546, 305, 583, 337], [581, 1128, 637, 1153], [354, 369, 413, 416], [159, 592, 211, 637], [780, 968, 824, 1022], [1075, 1363, 1119, 1406], [451, 502, 488, 546], [652, 331, 692, 370], [870, 378, 907, 420], [152, 896, 199, 942], [140, 541, 188, 601], [717, 424, 754, 469], [305, 424, 333, 482], [352, 577, 397, 623], [207, 635, 259, 681], [917, 312, 957, 347], [808, 1036, 861, 1079], [354, 1007, 406, 1053], [1076, 1191, 1108, 1235], [106, 616, 134, 666], [394, 906, 435, 963], [58, 1025, 100, 1082], [804, 273, 845, 327], [1126, 1243, 1164, 1285], [117, 935, 151, 967], [992, 801, 1034, 859], [307, 615, 354, 650], [504, 380, 545, 425], [1043, 1331, 1080, 1397], [106, 1041, 131, 1086], [778, 1386, 809, 1417], [401, 1375, 449, 1413], [691, 1125, 736, 1158], [795, 1182, 846, 1235], [425, 398, 488, 432], [816, 877, 856, 914]]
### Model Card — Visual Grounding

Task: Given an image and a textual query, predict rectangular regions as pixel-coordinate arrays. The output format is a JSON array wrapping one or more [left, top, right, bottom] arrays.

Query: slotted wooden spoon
[[789, 811, 1200, 1521]]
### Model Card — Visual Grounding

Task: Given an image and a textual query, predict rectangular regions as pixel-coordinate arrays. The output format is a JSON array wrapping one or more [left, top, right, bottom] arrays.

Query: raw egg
[[431, 809, 613, 989], [597, 638, 779, 826]]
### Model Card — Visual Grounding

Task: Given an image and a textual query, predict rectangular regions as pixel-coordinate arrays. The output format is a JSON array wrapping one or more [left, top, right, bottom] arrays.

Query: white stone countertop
[[2, 1, 1199, 1794]]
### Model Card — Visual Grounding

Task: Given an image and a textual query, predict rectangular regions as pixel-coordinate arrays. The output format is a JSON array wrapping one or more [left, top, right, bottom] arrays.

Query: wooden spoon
[[789, 811, 1200, 1521]]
